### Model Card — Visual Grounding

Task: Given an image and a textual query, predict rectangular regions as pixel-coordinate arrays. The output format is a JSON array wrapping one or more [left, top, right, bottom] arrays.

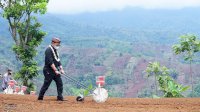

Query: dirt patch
[[1, 94, 200, 112]]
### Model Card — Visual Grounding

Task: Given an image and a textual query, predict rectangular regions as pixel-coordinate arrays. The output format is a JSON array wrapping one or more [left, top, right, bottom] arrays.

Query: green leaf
[[180, 86, 190, 92]]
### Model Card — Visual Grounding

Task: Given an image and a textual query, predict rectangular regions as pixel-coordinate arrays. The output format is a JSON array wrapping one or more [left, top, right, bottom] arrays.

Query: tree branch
[[8, 17, 20, 45], [24, 9, 31, 44], [24, 13, 30, 44]]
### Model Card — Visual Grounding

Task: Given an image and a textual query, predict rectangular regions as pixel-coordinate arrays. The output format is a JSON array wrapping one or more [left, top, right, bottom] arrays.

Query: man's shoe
[[57, 99, 63, 101], [38, 97, 43, 100]]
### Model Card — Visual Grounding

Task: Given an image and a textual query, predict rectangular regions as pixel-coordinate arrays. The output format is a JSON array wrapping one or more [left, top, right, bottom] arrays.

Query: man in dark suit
[[38, 37, 65, 101]]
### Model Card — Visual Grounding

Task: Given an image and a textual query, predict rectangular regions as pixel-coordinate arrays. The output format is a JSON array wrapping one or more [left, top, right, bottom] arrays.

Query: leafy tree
[[0, 0, 48, 93], [146, 62, 189, 97], [172, 34, 200, 96], [146, 62, 168, 95]]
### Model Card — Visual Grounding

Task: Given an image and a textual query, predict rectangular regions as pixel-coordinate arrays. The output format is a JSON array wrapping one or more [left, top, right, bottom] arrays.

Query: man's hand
[[60, 69, 65, 74], [55, 70, 61, 75], [59, 65, 65, 74]]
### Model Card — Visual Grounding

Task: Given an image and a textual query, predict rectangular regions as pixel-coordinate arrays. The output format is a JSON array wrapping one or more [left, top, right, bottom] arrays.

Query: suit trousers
[[38, 68, 63, 99]]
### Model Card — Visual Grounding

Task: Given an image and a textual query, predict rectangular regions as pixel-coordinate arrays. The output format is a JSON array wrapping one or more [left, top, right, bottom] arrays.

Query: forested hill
[[0, 8, 200, 97], [39, 7, 200, 44], [53, 7, 200, 32], [1, 7, 200, 45]]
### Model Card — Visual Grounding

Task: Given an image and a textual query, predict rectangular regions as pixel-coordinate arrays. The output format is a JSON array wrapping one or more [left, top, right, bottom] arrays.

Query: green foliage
[[146, 62, 169, 94], [1, 0, 47, 17], [158, 75, 189, 97], [146, 62, 170, 77], [172, 34, 200, 97], [68, 83, 93, 97], [146, 62, 161, 77], [26, 81, 36, 93], [172, 34, 200, 61], [13, 20, 46, 93], [0, 0, 48, 93], [83, 83, 93, 96], [146, 62, 189, 97]]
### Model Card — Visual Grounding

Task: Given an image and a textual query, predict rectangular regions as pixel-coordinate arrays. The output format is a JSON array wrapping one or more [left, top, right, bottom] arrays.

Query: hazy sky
[[47, 0, 200, 14]]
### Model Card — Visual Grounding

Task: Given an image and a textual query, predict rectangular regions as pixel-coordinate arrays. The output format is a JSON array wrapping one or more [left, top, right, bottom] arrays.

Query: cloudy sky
[[47, 0, 200, 14]]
